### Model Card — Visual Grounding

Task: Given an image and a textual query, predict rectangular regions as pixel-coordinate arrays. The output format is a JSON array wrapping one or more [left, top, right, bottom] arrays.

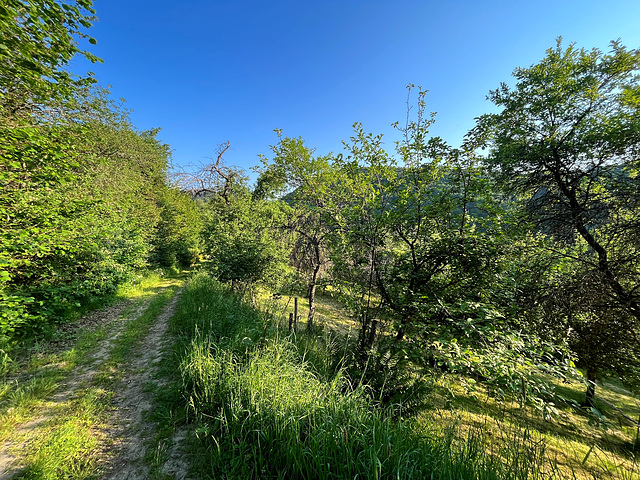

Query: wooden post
[[294, 297, 299, 333], [288, 313, 294, 332]]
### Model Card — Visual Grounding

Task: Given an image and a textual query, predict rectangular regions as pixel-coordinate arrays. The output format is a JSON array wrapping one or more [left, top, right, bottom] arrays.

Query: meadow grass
[[168, 273, 550, 479], [408, 352, 640, 479]]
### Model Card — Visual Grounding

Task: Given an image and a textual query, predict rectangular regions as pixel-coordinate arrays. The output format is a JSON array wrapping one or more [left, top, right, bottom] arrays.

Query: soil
[[0, 288, 190, 480]]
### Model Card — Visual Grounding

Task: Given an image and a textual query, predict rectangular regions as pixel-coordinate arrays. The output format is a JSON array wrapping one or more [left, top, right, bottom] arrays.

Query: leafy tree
[[0, 0, 100, 336], [254, 132, 334, 329], [0, 0, 100, 120], [322, 88, 579, 411], [2, 111, 176, 328], [152, 187, 202, 268], [201, 193, 290, 291], [474, 39, 640, 405], [332, 88, 514, 345], [196, 147, 291, 294], [0, 1, 202, 340], [1, 82, 188, 337]]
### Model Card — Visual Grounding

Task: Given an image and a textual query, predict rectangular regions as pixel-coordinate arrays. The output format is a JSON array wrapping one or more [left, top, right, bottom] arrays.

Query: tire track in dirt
[[101, 288, 189, 480], [0, 299, 143, 479], [0, 286, 191, 480]]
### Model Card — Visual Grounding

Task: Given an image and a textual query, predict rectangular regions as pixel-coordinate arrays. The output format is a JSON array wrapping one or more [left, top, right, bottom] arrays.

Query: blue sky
[[72, 0, 640, 179]]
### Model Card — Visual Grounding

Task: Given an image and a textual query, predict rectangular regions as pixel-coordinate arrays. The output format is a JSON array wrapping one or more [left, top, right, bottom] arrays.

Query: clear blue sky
[[71, 0, 640, 178]]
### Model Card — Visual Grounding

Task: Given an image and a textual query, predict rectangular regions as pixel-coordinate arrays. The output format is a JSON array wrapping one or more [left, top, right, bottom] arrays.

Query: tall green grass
[[171, 273, 551, 479]]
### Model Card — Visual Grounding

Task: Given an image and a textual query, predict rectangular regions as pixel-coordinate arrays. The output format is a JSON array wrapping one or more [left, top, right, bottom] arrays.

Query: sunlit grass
[[419, 369, 640, 479], [116, 268, 185, 301], [258, 284, 640, 480], [256, 287, 357, 335], [14, 387, 109, 480], [167, 273, 549, 479]]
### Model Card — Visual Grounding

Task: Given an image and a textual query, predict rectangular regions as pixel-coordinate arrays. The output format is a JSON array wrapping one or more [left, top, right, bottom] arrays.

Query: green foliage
[[0, 0, 197, 337], [201, 181, 291, 291], [254, 132, 335, 325], [330, 89, 521, 344], [278, 86, 583, 415], [0, 0, 100, 108], [254, 130, 334, 201], [172, 274, 547, 480], [152, 187, 202, 268], [0, 102, 184, 336], [474, 39, 640, 399]]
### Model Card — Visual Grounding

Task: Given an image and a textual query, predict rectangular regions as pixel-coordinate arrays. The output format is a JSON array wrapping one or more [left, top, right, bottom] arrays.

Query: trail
[[101, 289, 188, 480], [0, 300, 136, 479], [0, 286, 190, 480]]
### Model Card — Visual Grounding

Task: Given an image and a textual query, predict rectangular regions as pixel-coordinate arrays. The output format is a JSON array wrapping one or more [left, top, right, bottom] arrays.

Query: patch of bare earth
[[101, 289, 190, 480]]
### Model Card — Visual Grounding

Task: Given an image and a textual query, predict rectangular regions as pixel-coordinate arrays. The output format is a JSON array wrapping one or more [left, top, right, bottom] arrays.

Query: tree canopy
[[474, 39, 640, 404], [0, 1, 201, 338]]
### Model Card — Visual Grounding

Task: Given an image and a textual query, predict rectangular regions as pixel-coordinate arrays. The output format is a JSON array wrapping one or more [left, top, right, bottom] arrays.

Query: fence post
[[288, 312, 294, 332], [294, 297, 299, 333]]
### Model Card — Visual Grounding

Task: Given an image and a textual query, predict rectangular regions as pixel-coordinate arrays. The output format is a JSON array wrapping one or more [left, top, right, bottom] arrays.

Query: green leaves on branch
[[475, 38, 640, 403], [0, 0, 100, 106], [0, 1, 200, 336], [201, 184, 291, 291]]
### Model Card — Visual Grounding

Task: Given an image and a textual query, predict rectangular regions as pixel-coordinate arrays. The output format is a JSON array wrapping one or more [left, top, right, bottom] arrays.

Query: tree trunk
[[551, 156, 640, 323], [307, 281, 317, 331], [368, 319, 378, 347], [585, 367, 597, 408], [395, 322, 406, 342], [359, 313, 370, 354], [307, 243, 322, 332]]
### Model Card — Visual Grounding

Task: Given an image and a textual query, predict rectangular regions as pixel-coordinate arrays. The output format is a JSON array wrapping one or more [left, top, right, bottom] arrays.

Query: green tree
[[0, 0, 100, 117], [333, 88, 514, 346], [475, 39, 640, 405], [201, 193, 289, 291], [152, 187, 202, 268], [0, 1, 198, 340], [254, 132, 334, 329], [196, 146, 291, 294], [1, 0, 100, 336], [1, 82, 185, 336], [324, 88, 577, 411]]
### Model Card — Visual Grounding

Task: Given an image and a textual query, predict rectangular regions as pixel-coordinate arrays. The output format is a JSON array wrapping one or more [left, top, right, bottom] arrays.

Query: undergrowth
[[168, 273, 551, 479]]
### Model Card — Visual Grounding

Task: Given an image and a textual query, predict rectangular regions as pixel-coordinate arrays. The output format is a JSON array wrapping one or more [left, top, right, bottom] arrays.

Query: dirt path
[[0, 301, 137, 479], [0, 286, 190, 480], [101, 289, 188, 480]]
